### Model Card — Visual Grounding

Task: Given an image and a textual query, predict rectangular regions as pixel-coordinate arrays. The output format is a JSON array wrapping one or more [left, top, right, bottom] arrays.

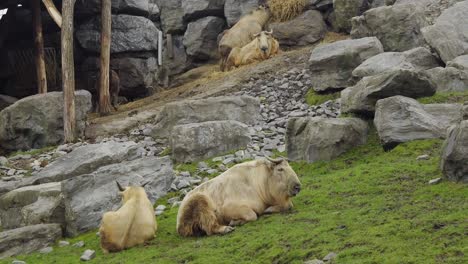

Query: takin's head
[[115, 181, 150, 203], [253, 30, 275, 56], [265, 157, 301, 197]]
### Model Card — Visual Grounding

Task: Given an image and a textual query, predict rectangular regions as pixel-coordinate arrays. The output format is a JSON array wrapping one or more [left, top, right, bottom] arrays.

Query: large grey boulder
[[268, 10, 327, 47], [75, 0, 150, 16], [307, 0, 333, 11], [0, 95, 17, 112], [0, 224, 61, 258], [426, 55, 468, 92], [374, 96, 463, 149], [111, 56, 158, 98], [171, 121, 251, 163], [151, 96, 260, 139], [352, 47, 440, 78], [163, 35, 193, 77], [308, 37, 384, 92], [286, 117, 368, 163], [0, 183, 63, 230], [341, 69, 436, 115], [25, 141, 138, 186], [422, 1, 468, 63], [182, 0, 225, 22], [333, 0, 369, 33], [183, 17, 226, 61], [76, 15, 158, 54], [62, 156, 173, 236], [351, 3, 428, 51], [441, 120, 468, 183], [156, 0, 186, 34], [224, 0, 260, 27], [0, 91, 92, 152]]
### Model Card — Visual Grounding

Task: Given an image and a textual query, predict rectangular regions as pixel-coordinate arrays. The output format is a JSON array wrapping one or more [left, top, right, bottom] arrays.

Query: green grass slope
[[5, 130, 467, 264]]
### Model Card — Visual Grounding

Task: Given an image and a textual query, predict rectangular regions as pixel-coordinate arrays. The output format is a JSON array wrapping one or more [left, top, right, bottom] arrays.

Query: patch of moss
[[305, 89, 340, 106], [8, 146, 56, 159], [418, 91, 468, 104], [6, 131, 467, 264]]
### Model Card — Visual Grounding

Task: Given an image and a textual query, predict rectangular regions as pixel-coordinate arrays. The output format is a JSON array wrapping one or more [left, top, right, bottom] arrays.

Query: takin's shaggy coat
[[218, 5, 271, 71], [176, 157, 301, 236], [99, 183, 156, 253], [225, 30, 280, 71]]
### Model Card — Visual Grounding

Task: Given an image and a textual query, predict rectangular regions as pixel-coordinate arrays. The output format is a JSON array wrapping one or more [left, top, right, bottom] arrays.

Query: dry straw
[[267, 0, 307, 22]]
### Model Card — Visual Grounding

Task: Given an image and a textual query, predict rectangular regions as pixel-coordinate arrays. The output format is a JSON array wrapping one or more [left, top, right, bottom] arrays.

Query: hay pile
[[267, 0, 307, 22]]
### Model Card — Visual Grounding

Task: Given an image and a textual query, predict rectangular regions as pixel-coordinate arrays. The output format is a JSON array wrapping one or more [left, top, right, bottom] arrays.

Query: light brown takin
[[224, 30, 280, 71], [99, 181, 157, 253], [218, 5, 271, 71], [176, 157, 301, 237]]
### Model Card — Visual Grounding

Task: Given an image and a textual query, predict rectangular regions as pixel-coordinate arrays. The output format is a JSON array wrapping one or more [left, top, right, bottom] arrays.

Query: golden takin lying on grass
[[224, 30, 280, 71], [99, 182, 157, 253], [176, 157, 301, 236]]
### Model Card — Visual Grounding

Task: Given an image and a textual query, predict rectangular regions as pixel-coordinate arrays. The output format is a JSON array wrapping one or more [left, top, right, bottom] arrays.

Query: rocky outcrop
[[0, 91, 92, 152], [286, 117, 368, 163], [352, 47, 440, 78], [333, 0, 369, 33], [151, 96, 260, 139], [341, 69, 436, 115], [351, 3, 428, 51], [0, 95, 17, 112], [75, 0, 150, 16], [171, 121, 251, 163], [76, 15, 159, 54], [426, 55, 468, 92], [0, 183, 64, 230], [182, 0, 225, 22], [62, 156, 173, 236], [224, 0, 260, 27], [111, 56, 158, 98], [156, 0, 186, 34], [421, 1, 468, 63], [0, 224, 62, 258], [441, 120, 468, 183], [26, 141, 138, 186], [268, 10, 327, 47], [183, 16, 226, 61], [308, 37, 384, 92], [374, 96, 463, 149]]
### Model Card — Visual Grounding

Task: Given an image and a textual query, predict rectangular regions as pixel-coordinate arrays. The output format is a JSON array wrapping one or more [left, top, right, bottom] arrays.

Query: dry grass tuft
[[268, 0, 307, 22]]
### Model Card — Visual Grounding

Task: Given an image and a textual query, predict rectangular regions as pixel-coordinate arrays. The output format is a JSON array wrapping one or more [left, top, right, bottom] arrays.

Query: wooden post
[[98, 0, 113, 114], [42, 0, 62, 28], [166, 34, 173, 59], [61, 0, 76, 143], [32, 0, 48, 94]]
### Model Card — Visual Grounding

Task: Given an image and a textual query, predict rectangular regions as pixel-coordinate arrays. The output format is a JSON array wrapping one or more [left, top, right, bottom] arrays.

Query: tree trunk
[[61, 0, 76, 143], [42, 0, 62, 28], [98, 0, 113, 114], [32, 0, 48, 94]]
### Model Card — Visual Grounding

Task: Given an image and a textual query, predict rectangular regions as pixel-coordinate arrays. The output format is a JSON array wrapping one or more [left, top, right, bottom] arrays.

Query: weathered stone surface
[[374, 96, 463, 149], [156, 0, 186, 34], [148, 2, 160, 21], [0, 224, 61, 258], [224, 0, 260, 27], [111, 56, 158, 98], [441, 120, 468, 183], [0, 183, 63, 230], [76, 15, 158, 54], [352, 47, 440, 78], [62, 156, 173, 236], [151, 96, 260, 139], [422, 1, 468, 63], [75, 0, 150, 16], [286, 117, 368, 162], [351, 3, 428, 51], [0, 91, 92, 152], [333, 0, 369, 33], [269, 10, 327, 47], [426, 55, 468, 92], [163, 35, 193, 76], [341, 69, 436, 115], [171, 121, 251, 163], [0, 95, 17, 112], [308, 37, 384, 92], [26, 141, 138, 185], [182, 0, 225, 21], [183, 16, 226, 61]]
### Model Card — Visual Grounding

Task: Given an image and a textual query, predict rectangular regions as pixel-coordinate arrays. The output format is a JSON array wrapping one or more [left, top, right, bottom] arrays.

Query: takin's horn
[[141, 181, 150, 188], [116, 181, 125, 192], [266, 29, 273, 35], [253, 32, 261, 38], [266, 156, 284, 164]]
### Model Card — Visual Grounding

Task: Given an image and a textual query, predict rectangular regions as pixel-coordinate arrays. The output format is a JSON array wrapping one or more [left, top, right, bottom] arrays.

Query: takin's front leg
[[222, 203, 258, 226], [263, 200, 293, 214]]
